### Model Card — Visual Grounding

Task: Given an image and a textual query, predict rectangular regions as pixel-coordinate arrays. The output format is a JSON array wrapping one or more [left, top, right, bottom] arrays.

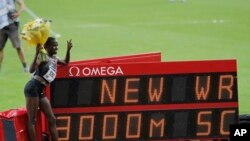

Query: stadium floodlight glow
[[24, 7, 61, 38]]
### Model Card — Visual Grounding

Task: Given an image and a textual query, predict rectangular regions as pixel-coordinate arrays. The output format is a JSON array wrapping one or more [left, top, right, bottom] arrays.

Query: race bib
[[43, 67, 56, 83]]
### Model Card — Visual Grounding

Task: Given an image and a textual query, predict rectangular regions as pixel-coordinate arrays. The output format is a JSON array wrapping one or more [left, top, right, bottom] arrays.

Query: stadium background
[[0, 0, 249, 114]]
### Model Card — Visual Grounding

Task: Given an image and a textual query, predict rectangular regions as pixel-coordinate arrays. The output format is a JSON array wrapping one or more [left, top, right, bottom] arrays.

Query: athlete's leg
[[39, 97, 58, 141], [26, 97, 39, 141]]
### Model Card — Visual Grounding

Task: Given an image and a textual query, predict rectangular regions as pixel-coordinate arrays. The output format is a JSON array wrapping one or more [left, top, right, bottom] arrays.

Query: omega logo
[[69, 66, 124, 77]]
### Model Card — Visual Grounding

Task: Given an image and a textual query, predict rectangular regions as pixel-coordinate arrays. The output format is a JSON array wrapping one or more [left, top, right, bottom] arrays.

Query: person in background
[[24, 37, 73, 141], [0, 0, 28, 72]]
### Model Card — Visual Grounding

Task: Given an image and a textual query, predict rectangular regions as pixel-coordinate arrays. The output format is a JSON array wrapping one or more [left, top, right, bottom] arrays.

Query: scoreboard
[[46, 54, 238, 141]]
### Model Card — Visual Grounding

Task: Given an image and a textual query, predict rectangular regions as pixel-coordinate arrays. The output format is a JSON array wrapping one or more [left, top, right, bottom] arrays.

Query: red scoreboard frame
[[45, 53, 238, 141]]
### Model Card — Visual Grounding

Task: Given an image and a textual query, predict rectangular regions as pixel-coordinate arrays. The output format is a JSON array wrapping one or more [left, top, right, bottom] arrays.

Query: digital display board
[[48, 59, 238, 140]]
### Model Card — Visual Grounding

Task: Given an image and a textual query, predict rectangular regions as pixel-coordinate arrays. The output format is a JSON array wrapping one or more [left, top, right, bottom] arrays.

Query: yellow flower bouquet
[[21, 18, 51, 62]]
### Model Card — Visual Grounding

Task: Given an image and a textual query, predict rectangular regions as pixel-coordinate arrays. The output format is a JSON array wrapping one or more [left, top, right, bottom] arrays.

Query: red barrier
[[70, 52, 161, 64], [0, 108, 42, 141], [0, 118, 4, 141]]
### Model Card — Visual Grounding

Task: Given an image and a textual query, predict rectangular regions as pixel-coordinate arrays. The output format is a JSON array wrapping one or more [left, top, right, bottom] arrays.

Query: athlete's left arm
[[57, 39, 73, 65]]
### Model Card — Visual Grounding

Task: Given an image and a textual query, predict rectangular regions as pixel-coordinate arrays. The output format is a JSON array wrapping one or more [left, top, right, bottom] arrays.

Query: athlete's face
[[47, 40, 58, 55]]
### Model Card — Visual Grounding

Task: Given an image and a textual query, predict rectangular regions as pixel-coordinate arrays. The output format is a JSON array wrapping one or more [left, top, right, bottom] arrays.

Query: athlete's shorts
[[0, 22, 21, 49], [24, 78, 46, 99]]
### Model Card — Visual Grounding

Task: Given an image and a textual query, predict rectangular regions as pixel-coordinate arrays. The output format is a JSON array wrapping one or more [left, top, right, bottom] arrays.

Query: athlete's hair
[[44, 37, 56, 49]]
